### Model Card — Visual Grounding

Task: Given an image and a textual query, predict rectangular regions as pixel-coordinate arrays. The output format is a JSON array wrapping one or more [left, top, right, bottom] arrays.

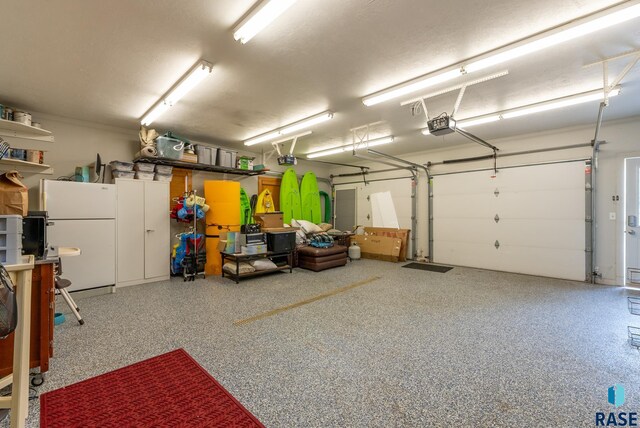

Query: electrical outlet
[[609, 212, 616, 220]]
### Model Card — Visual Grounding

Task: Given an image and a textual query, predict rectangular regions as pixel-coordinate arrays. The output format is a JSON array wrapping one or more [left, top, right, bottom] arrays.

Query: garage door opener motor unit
[[427, 114, 456, 136]]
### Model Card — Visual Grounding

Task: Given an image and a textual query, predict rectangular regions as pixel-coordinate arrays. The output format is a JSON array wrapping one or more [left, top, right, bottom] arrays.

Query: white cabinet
[[116, 179, 170, 287]]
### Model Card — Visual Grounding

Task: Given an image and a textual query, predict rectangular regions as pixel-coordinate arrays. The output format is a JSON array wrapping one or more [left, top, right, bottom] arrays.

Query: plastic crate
[[154, 173, 173, 182], [109, 161, 134, 171], [0, 248, 21, 264], [133, 162, 155, 172], [154, 165, 173, 175], [216, 148, 237, 168], [628, 296, 640, 316], [0, 215, 22, 234], [135, 171, 154, 180], [0, 232, 22, 249], [156, 136, 184, 160]]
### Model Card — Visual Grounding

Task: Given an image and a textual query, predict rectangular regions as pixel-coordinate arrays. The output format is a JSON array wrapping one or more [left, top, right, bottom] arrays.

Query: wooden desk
[[0, 255, 34, 428], [0, 260, 55, 378]]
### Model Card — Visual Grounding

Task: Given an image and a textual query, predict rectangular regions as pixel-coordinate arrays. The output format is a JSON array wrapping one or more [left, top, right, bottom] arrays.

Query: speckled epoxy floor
[[2, 260, 640, 427]]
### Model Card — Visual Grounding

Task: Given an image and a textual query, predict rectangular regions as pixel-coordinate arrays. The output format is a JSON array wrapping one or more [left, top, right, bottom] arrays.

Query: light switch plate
[[609, 212, 616, 220]]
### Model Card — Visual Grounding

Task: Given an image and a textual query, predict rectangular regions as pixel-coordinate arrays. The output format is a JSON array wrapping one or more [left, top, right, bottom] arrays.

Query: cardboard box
[[364, 227, 411, 261], [0, 171, 27, 216], [351, 235, 402, 262], [253, 212, 283, 229]]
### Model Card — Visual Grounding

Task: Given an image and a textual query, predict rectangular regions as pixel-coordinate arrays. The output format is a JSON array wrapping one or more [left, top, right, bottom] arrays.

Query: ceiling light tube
[[233, 0, 297, 44], [140, 60, 213, 126], [465, 3, 640, 73], [244, 111, 333, 146], [306, 136, 394, 159], [363, 69, 463, 107], [364, 1, 640, 107], [421, 87, 620, 134]]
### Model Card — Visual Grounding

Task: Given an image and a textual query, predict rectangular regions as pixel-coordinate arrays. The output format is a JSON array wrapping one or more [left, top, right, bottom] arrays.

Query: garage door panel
[[433, 161, 587, 280], [494, 246, 585, 281], [496, 219, 584, 250], [434, 193, 495, 218], [436, 218, 498, 243], [434, 241, 501, 271], [497, 190, 584, 219]]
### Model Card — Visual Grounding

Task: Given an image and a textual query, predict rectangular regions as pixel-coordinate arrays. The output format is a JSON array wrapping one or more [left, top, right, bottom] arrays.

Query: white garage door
[[433, 161, 587, 281]]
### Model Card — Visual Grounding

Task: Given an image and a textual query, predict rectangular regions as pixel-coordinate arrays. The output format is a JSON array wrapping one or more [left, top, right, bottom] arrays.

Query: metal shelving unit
[[134, 157, 266, 176]]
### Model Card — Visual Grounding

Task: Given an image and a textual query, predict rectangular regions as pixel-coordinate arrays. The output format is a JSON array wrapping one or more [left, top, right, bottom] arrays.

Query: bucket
[[13, 111, 31, 126]]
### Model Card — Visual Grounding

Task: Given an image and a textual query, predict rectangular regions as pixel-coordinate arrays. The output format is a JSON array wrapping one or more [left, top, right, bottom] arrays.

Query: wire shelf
[[628, 296, 640, 316], [629, 326, 640, 349]]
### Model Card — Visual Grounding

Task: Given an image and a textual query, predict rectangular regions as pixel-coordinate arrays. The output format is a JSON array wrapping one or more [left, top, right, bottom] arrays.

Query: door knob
[[627, 229, 637, 235]]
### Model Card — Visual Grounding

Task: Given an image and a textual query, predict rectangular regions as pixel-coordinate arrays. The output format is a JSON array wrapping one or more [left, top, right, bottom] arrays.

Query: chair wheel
[[31, 374, 45, 387]]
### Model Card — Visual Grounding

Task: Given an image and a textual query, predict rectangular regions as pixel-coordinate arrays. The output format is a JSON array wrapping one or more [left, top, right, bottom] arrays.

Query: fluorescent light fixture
[[141, 60, 213, 126], [465, 3, 640, 73], [244, 111, 333, 146], [306, 136, 394, 159], [364, 1, 640, 107], [233, 0, 297, 44], [363, 69, 463, 107], [421, 87, 620, 135]]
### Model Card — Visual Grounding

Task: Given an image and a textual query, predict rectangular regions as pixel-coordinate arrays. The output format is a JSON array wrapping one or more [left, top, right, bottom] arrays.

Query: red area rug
[[40, 349, 265, 428]]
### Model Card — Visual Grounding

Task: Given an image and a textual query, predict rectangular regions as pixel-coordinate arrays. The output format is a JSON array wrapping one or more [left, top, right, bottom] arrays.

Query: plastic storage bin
[[0, 215, 23, 234], [156, 136, 184, 160], [266, 231, 296, 252], [0, 248, 21, 264], [216, 148, 237, 168], [133, 162, 155, 172], [0, 232, 22, 249], [135, 171, 155, 180], [196, 145, 217, 165], [154, 173, 173, 182], [112, 170, 135, 179], [109, 161, 134, 171], [154, 165, 173, 174]]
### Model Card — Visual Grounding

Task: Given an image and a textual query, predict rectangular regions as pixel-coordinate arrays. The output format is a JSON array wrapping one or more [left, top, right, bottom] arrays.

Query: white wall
[[0, 111, 330, 197], [0, 112, 332, 253], [330, 116, 640, 285]]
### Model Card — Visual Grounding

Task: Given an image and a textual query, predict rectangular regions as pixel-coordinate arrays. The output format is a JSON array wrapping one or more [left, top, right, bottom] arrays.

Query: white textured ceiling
[[1, 0, 639, 161]]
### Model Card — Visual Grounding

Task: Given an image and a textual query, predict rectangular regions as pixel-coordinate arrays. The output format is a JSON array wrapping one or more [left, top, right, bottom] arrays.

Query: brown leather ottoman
[[297, 245, 348, 272]]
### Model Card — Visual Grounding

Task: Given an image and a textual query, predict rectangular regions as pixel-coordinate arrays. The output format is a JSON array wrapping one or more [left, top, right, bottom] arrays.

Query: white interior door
[[433, 162, 586, 281], [144, 181, 170, 279], [116, 179, 145, 283], [625, 157, 640, 286]]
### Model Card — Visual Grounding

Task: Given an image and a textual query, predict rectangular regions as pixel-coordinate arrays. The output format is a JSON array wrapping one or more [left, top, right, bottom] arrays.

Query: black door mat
[[402, 263, 453, 273]]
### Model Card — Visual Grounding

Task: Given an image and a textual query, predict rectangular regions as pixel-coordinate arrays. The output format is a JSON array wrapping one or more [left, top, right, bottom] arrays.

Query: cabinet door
[[117, 179, 145, 283], [144, 181, 170, 279]]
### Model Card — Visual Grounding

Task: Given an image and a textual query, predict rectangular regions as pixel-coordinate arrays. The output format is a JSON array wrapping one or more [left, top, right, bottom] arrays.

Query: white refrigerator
[[40, 180, 117, 291]]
